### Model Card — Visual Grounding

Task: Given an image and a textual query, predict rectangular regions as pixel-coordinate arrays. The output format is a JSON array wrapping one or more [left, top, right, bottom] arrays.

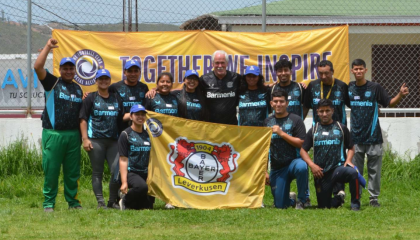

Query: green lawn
[[1, 141, 420, 239]]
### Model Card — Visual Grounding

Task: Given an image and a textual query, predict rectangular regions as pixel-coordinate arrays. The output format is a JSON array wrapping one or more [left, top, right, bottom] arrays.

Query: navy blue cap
[[245, 65, 260, 76], [60, 57, 76, 66], [95, 69, 111, 80], [184, 69, 199, 79], [124, 60, 141, 70], [130, 104, 147, 114]]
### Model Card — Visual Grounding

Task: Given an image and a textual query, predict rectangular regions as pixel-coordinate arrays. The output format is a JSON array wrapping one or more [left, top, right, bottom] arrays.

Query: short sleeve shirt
[[303, 79, 349, 125], [79, 92, 124, 140], [144, 93, 178, 116], [264, 113, 306, 170], [118, 127, 151, 175], [269, 82, 305, 118], [173, 89, 203, 120], [302, 121, 353, 173], [238, 87, 270, 126], [199, 71, 241, 125], [348, 80, 391, 144], [40, 72, 83, 130]]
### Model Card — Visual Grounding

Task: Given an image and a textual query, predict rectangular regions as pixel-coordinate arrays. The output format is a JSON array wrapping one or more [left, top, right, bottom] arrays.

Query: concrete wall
[[1, 117, 419, 159]]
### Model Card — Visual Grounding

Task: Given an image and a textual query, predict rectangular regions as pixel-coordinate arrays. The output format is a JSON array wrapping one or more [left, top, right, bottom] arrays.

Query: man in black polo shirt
[[301, 99, 361, 211], [349, 58, 409, 207], [34, 38, 83, 212], [199, 50, 241, 125], [303, 60, 349, 125]]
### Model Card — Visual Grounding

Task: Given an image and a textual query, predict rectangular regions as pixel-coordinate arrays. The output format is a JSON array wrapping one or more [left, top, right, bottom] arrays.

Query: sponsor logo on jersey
[[350, 101, 373, 107], [131, 137, 137, 141], [314, 91, 320, 97], [167, 138, 239, 195], [120, 92, 126, 97], [348, 91, 353, 97], [314, 138, 341, 146], [72, 49, 105, 86], [238, 100, 266, 108], [239, 95, 245, 99], [155, 100, 161, 105], [147, 118, 163, 137], [61, 85, 67, 90], [207, 91, 235, 98], [94, 102, 100, 107], [365, 91, 371, 97], [334, 91, 341, 97], [258, 94, 265, 99]]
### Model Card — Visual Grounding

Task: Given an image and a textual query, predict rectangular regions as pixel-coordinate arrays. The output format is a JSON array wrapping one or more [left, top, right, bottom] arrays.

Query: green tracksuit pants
[[42, 129, 81, 208]]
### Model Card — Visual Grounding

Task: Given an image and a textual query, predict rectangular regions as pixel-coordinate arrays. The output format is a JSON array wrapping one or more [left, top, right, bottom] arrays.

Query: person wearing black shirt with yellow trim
[[34, 38, 83, 212], [118, 105, 154, 210], [79, 69, 129, 209], [301, 99, 361, 211], [349, 59, 409, 207], [303, 60, 349, 125], [144, 72, 178, 117]]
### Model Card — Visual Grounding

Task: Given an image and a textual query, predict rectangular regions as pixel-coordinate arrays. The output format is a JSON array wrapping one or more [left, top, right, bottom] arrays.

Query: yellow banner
[[52, 26, 349, 92], [144, 112, 271, 209]]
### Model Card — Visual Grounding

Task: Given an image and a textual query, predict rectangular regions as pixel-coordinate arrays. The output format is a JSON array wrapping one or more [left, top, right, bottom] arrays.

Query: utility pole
[[123, 0, 125, 31], [128, 0, 132, 32], [135, 0, 138, 32]]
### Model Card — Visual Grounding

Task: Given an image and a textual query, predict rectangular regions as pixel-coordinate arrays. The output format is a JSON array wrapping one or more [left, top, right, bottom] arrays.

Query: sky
[[0, 0, 276, 27]]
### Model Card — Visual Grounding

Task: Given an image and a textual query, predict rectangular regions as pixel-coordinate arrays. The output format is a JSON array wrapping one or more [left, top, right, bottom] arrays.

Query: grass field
[[1, 140, 420, 239]]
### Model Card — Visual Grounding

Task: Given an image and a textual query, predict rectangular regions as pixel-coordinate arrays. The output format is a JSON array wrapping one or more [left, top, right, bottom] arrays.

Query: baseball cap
[[60, 57, 76, 66], [245, 65, 260, 76], [130, 104, 147, 114], [95, 69, 111, 79], [124, 60, 141, 70], [184, 69, 200, 79], [353, 165, 366, 188]]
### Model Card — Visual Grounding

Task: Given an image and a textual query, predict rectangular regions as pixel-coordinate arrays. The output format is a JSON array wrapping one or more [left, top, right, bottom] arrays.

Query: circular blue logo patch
[[146, 118, 163, 137], [72, 49, 105, 86]]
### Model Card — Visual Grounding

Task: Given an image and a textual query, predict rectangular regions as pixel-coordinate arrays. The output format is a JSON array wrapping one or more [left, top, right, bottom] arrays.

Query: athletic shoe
[[119, 193, 126, 211], [370, 199, 381, 207], [295, 201, 304, 210], [97, 201, 107, 210], [261, 203, 265, 208], [107, 201, 120, 210], [165, 203, 175, 209], [44, 207, 54, 212], [336, 190, 346, 207], [69, 205, 83, 210], [289, 192, 297, 208], [351, 207, 360, 211], [304, 198, 311, 208]]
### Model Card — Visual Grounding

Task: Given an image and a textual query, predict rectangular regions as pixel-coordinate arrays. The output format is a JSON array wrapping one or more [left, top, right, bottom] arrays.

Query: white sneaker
[[289, 192, 297, 208], [165, 203, 175, 209], [336, 190, 346, 207]]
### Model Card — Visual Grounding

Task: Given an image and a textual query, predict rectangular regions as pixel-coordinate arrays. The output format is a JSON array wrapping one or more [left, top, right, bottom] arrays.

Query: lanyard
[[320, 78, 335, 99]]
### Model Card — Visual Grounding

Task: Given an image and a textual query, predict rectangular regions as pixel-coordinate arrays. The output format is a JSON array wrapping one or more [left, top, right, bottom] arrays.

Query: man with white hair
[[199, 50, 241, 125]]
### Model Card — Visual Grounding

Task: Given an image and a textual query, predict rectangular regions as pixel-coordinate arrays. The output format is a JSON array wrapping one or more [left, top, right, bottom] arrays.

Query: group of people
[[34, 38, 409, 212]]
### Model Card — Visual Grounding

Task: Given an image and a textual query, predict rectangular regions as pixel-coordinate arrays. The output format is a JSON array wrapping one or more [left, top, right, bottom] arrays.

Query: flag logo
[[167, 138, 239, 195]]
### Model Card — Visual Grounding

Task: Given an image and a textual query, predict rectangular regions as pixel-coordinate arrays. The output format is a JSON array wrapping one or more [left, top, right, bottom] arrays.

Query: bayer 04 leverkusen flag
[[145, 111, 271, 209]]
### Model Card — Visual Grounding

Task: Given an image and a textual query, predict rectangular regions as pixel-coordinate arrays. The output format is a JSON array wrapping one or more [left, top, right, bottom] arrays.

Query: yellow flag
[[145, 112, 271, 209]]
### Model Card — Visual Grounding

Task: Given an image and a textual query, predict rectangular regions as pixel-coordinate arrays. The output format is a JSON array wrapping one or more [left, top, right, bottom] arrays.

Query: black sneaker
[[97, 201, 107, 209], [44, 207, 54, 212], [107, 201, 120, 210], [370, 199, 381, 207], [69, 205, 83, 210], [336, 190, 346, 207]]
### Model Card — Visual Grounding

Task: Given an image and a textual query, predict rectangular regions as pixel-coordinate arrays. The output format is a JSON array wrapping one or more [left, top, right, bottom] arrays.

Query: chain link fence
[[0, 0, 419, 112]]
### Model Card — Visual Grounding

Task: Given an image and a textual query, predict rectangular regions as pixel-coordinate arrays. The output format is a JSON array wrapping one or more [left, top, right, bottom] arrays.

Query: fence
[[0, 0, 419, 114]]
